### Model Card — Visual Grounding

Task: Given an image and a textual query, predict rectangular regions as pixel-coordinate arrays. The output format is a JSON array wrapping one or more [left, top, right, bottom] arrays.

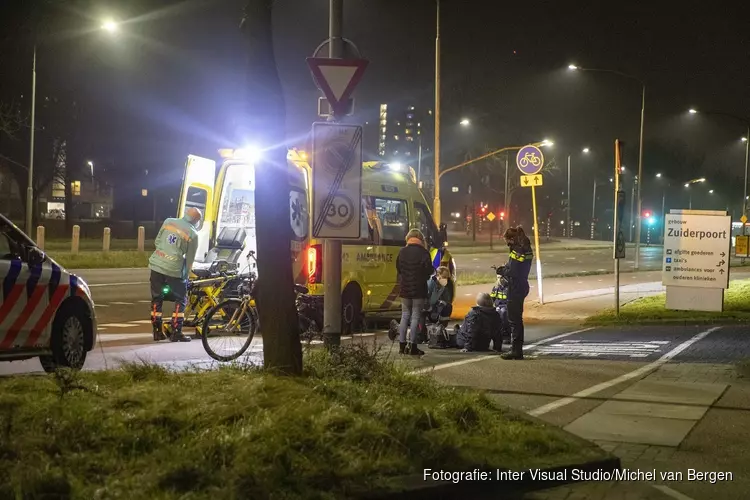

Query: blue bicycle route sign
[[516, 145, 545, 175]]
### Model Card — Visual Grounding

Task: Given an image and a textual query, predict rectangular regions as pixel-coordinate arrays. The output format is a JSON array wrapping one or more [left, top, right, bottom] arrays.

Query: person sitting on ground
[[426, 266, 455, 325], [455, 292, 503, 352]]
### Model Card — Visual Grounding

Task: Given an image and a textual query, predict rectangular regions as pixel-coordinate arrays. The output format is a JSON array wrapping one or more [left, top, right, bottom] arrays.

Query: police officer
[[429, 223, 455, 276], [497, 226, 532, 360], [148, 207, 201, 342]]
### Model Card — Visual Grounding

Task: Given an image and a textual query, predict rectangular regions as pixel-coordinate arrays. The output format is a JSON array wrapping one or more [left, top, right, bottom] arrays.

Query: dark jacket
[[427, 276, 455, 307], [500, 243, 533, 297], [396, 241, 434, 299], [457, 306, 502, 351]]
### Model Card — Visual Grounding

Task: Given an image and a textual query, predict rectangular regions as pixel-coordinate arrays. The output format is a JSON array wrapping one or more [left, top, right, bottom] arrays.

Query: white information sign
[[662, 212, 731, 289], [311, 122, 363, 239]]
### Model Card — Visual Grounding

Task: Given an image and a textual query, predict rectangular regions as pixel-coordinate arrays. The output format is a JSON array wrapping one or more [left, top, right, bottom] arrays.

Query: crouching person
[[455, 293, 503, 352]]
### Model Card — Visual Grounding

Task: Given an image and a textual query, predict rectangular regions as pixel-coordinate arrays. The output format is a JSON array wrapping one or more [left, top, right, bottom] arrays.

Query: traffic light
[[616, 190, 626, 227], [643, 211, 651, 218], [480, 206, 486, 214], [500, 211, 505, 219]]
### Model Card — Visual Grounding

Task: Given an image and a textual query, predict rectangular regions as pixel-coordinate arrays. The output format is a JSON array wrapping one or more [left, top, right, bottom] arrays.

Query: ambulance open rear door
[[178, 155, 216, 261]]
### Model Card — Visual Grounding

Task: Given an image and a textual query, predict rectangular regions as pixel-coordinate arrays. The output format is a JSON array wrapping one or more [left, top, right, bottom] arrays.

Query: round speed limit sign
[[322, 193, 356, 230]]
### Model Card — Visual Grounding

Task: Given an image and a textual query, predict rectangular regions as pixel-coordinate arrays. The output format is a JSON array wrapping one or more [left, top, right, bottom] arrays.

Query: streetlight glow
[[459, 118, 470, 126], [742, 137, 748, 142], [102, 19, 119, 33], [656, 173, 662, 178], [540, 139, 554, 147], [582, 147, 590, 153], [698, 177, 706, 182], [688, 108, 698, 114], [709, 189, 714, 194], [684, 183, 690, 188], [568, 64, 579, 70]]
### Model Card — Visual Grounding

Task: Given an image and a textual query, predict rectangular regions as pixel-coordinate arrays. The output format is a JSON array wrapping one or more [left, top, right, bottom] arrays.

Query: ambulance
[[177, 148, 451, 334], [0, 213, 97, 371]]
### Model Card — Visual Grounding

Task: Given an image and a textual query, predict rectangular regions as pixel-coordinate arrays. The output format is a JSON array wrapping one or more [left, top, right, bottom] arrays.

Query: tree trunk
[[240, 0, 302, 375]]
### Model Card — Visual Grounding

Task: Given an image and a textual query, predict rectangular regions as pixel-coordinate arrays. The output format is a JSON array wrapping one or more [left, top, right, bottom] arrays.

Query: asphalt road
[[73, 247, 667, 305]]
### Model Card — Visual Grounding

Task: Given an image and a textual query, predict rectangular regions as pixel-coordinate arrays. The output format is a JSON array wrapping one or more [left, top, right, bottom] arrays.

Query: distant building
[[375, 104, 434, 175]]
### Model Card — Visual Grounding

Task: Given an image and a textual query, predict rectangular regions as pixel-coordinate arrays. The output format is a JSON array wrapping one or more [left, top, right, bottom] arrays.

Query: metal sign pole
[[613, 140, 621, 318], [531, 185, 544, 305], [322, 0, 344, 348]]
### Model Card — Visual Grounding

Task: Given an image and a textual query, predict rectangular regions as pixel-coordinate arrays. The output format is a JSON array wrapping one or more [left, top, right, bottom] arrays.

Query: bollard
[[137, 226, 145, 251], [36, 226, 45, 251], [71, 225, 80, 254], [103, 227, 111, 253], [590, 222, 595, 240]]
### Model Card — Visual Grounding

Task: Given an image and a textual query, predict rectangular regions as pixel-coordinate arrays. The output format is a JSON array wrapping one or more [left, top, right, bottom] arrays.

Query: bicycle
[[201, 270, 259, 362], [518, 152, 542, 169]]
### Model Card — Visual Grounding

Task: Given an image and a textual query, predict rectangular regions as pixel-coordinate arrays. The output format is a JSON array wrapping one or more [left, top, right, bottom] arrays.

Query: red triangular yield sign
[[307, 57, 368, 116]]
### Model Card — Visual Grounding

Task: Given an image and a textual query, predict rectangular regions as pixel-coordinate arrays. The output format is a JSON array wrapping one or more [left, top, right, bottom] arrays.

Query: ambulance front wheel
[[40, 302, 89, 373], [341, 284, 362, 335]]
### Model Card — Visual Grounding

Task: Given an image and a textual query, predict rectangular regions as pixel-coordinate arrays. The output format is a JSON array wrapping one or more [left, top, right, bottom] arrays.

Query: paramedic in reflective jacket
[[497, 226, 532, 360], [148, 208, 201, 342]]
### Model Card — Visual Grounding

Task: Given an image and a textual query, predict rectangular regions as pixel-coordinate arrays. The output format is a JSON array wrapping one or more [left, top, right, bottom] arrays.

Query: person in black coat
[[455, 293, 503, 352], [497, 226, 533, 360], [395, 229, 434, 356]]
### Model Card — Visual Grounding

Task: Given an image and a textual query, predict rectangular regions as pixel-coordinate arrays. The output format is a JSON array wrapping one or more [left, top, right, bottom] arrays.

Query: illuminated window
[[394, 135, 399, 141], [71, 181, 81, 196], [405, 129, 412, 135], [407, 113, 414, 119], [406, 136, 414, 142]]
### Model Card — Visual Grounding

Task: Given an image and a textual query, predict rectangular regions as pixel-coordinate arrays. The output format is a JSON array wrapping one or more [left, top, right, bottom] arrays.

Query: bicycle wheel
[[201, 298, 257, 362]]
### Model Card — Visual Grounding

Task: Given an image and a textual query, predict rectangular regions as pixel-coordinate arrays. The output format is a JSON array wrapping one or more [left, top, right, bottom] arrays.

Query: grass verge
[[0, 346, 606, 500], [49, 250, 150, 269], [457, 269, 613, 286], [585, 279, 750, 325], [43, 239, 152, 252]]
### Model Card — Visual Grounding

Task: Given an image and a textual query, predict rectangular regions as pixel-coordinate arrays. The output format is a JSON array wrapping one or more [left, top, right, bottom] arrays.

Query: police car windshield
[[0, 214, 35, 247]]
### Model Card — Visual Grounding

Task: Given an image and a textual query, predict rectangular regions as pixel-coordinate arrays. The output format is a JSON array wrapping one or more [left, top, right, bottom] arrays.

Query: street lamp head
[[568, 64, 579, 71], [742, 137, 748, 142], [655, 173, 662, 178], [87, 161, 93, 167], [540, 139, 554, 147], [582, 147, 590, 153], [684, 183, 690, 188], [709, 189, 714, 194], [688, 108, 698, 114], [459, 118, 470, 126], [102, 19, 119, 33], [698, 177, 706, 182]]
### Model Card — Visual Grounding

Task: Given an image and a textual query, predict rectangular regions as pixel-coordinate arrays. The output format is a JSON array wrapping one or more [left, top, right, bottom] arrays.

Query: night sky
[[1, 0, 749, 219]]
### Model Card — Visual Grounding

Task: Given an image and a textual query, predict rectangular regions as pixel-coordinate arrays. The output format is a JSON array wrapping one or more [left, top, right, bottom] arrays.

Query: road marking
[[652, 485, 695, 500], [94, 304, 109, 308], [138, 300, 152, 303], [99, 323, 138, 328], [528, 326, 720, 417], [565, 257, 577, 260], [532, 340, 669, 358], [412, 327, 595, 375], [130, 320, 153, 324], [110, 302, 134, 305], [88, 282, 148, 287]]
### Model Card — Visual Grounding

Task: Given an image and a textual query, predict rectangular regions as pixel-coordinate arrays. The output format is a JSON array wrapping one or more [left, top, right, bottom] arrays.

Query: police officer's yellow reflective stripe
[[509, 250, 534, 262]]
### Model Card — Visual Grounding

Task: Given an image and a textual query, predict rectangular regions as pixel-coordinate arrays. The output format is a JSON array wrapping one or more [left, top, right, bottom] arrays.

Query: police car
[[0, 213, 97, 372]]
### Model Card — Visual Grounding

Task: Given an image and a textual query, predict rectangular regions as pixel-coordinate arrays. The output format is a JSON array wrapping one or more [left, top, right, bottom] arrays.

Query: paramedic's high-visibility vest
[[430, 247, 455, 275]]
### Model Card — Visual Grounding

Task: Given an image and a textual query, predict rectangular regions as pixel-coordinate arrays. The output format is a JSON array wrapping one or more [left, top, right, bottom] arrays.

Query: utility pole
[[591, 180, 597, 240], [417, 135, 422, 185], [629, 177, 636, 241], [26, 45, 37, 232], [504, 152, 510, 224], [633, 85, 646, 269], [432, 0, 441, 224], [566, 154, 571, 238], [321, 0, 345, 349], [241, 0, 301, 374]]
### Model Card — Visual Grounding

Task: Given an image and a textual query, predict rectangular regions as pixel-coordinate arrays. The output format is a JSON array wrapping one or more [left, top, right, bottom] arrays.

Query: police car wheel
[[40, 304, 88, 372]]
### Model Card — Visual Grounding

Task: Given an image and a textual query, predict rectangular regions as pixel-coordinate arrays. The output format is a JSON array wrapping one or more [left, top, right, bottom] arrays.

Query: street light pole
[[417, 134, 422, 185], [566, 154, 571, 238], [591, 180, 597, 240], [26, 45, 37, 233], [634, 84, 646, 269], [432, 0, 441, 225], [504, 152, 509, 225], [744, 125, 749, 235]]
